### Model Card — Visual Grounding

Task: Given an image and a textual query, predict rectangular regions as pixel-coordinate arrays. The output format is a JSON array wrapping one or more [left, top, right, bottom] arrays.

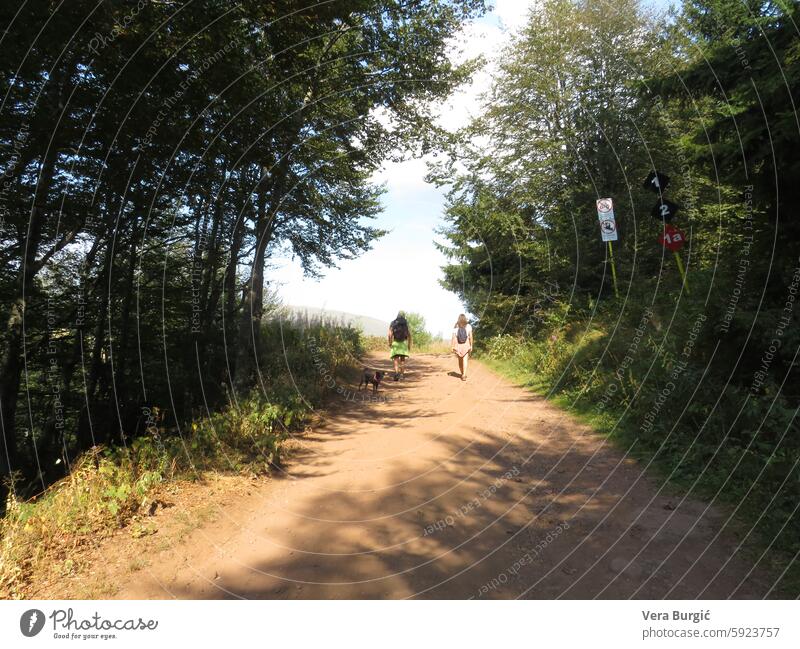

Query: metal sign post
[[659, 223, 690, 294], [645, 170, 692, 295], [673, 251, 690, 295], [596, 198, 619, 298], [607, 241, 620, 299]]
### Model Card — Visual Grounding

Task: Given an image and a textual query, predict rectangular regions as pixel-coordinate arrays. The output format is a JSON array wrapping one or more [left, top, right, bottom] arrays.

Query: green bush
[[0, 318, 363, 598], [480, 289, 800, 594], [404, 312, 433, 349]]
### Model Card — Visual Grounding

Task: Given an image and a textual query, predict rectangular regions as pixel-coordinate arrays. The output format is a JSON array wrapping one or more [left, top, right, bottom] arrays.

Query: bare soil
[[55, 353, 776, 599]]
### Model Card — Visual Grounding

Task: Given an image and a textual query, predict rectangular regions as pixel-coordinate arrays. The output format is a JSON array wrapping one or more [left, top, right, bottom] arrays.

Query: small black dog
[[359, 368, 384, 393]]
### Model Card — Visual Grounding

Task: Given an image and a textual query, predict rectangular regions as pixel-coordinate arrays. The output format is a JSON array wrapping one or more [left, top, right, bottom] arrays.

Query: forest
[[1, 0, 799, 598], [0, 0, 484, 514], [436, 0, 800, 585]]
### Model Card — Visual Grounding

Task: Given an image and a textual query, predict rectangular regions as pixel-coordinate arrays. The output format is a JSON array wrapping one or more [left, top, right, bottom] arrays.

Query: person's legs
[[399, 356, 406, 378], [393, 355, 400, 379], [457, 355, 464, 377], [462, 353, 469, 379]]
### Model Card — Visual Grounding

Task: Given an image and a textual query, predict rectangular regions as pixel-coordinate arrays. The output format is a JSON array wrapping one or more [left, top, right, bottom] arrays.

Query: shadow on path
[[151, 356, 776, 600]]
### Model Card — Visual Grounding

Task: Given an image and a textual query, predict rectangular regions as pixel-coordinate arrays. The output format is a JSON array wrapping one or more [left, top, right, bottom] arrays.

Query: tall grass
[[480, 284, 800, 594], [0, 317, 363, 598], [361, 335, 452, 355]]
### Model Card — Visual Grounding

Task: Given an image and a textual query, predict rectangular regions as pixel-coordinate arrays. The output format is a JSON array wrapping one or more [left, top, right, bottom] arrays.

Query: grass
[[361, 334, 453, 355], [0, 407, 284, 599], [477, 305, 800, 597], [0, 318, 363, 599], [418, 339, 455, 354]]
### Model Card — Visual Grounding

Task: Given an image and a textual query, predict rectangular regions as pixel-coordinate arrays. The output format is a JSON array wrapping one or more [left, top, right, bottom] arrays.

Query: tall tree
[[434, 0, 666, 335], [0, 0, 487, 513]]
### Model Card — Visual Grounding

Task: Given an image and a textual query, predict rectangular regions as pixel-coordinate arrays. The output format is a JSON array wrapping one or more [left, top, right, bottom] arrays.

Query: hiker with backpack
[[388, 311, 412, 381], [451, 314, 473, 381]]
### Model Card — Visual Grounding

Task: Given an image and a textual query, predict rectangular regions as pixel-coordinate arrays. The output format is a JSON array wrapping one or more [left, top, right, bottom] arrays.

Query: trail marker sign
[[659, 223, 686, 251], [596, 198, 614, 216], [651, 198, 679, 222], [644, 171, 671, 194], [596, 198, 618, 242]]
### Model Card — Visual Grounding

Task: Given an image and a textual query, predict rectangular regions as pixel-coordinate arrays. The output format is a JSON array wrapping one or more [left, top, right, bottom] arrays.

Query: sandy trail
[[118, 353, 773, 599]]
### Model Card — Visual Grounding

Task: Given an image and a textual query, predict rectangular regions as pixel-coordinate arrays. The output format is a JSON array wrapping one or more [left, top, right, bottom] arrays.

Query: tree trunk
[[200, 199, 224, 332], [221, 184, 249, 393], [0, 147, 58, 515], [113, 212, 141, 434], [234, 178, 277, 392], [76, 195, 122, 451]]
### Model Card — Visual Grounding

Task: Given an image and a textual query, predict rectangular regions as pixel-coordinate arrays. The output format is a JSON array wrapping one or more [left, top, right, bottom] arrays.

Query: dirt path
[[116, 353, 774, 599]]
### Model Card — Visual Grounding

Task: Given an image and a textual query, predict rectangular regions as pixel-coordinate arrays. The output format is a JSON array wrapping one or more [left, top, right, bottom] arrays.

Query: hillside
[[279, 305, 390, 337]]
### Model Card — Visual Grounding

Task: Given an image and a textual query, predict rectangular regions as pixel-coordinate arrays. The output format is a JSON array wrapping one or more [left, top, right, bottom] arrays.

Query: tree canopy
[[0, 0, 487, 512], [436, 0, 800, 586]]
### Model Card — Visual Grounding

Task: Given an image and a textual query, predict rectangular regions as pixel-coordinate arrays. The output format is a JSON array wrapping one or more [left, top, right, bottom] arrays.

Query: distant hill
[[275, 305, 389, 337]]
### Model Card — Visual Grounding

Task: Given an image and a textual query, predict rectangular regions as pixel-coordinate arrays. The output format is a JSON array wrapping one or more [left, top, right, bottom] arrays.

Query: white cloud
[[493, 0, 540, 32], [371, 156, 432, 193]]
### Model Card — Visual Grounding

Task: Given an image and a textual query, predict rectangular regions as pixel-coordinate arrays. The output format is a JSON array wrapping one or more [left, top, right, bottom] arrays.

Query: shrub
[[479, 294, 800, 593], [0, 318, 363, 598]]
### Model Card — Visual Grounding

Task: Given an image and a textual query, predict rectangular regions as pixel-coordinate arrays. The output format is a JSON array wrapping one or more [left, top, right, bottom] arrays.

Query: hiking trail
[[111, 353, 772, 599]]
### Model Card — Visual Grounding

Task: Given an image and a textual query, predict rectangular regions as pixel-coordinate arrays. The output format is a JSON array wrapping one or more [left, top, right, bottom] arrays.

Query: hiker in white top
[[450, 313, 473, 381]]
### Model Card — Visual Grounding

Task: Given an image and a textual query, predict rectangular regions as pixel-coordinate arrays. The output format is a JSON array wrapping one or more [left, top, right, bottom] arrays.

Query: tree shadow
[[163, 420, 778, 600]]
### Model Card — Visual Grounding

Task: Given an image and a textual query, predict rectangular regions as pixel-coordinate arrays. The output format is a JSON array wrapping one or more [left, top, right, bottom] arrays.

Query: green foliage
[[0, 318, 362, 597], [437, 0, 800, 594], [0, 0, 489, 510], [188, 397, 293, 471], [404, 312, 434, 349], [434, 0, 671, 333]]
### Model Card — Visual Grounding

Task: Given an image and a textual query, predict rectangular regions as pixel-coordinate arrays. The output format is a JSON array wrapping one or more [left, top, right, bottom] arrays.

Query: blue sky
[[272, 157, 457, 337], [273, 0, 674, 336]]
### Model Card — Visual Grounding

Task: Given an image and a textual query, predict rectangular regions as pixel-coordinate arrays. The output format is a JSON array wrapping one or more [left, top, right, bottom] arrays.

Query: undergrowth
[[362, 335, 451, 355], [0, 318, 362, 598], [479, 284, 800, 596]]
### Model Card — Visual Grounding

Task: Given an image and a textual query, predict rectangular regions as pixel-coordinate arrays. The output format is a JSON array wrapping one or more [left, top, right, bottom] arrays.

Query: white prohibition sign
[[600, 217, 618, 242], [596, 198, 613, 214]]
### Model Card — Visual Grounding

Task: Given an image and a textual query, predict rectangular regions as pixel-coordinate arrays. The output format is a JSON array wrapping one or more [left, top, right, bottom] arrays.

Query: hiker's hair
[[396, 311, 405, 320], [455, 314, 468, 328]]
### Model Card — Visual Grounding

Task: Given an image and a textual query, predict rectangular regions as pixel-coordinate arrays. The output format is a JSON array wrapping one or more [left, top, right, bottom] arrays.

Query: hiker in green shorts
[[388, 311, 412, 381]]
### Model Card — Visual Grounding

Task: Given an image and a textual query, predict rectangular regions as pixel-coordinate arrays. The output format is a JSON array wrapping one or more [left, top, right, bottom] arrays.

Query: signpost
[[643, 170, 671, 194], [596, 198, 619, 298], [659, 223, 686, 252], [645, 168, 690, 294], [659, 223, 690, 294], [651, 198, 680, 222], [600, 218, 618, 241]]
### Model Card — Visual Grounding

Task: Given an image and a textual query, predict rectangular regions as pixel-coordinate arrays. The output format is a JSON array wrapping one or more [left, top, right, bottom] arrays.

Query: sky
[[273, 1, 672, 337]]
